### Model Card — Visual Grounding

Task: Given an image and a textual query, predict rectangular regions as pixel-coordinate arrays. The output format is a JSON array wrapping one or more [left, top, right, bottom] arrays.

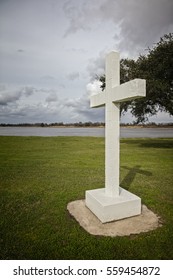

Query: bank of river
[[0, 126, 173, 138]]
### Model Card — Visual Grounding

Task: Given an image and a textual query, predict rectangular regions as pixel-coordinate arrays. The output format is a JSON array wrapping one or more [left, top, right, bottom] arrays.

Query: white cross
[[90, 51, 146, 197]]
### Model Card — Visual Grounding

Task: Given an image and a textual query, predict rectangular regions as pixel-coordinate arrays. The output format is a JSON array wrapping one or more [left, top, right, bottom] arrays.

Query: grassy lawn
[[0, 136, 173, 260]]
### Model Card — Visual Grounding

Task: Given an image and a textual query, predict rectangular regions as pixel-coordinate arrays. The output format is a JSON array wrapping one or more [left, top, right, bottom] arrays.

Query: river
[[0, 127, 173, 138]]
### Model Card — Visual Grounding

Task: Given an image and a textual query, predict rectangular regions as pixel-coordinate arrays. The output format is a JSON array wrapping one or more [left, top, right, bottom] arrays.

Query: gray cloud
[[0, 84, 104, 123], [1, 83, 172, 124], [100, 0, 173, 55], [0, 99, 64, 124], [41, 75, 56, 81], [0, 86, 35, 106], [20, 86, 35, 96], [0, 0, 172, 124], [67, 72, 79, 81], [64, 0, 173, 56], [45, 92, 58, 103], [63, 0, 98, 37], [64, 92, 104, 121], [65, 47, 86, 53], [87, 51, 106, 79], [0, 91, 21, 106]]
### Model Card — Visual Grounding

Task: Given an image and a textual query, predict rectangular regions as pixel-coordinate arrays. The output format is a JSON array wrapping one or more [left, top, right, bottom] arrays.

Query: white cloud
[[86, 80, 103, 96]]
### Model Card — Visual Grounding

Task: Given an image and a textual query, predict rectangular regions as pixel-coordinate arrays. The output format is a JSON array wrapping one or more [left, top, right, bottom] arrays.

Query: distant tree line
[[0, 122, 105, 127], [0, 122, 172, 127]]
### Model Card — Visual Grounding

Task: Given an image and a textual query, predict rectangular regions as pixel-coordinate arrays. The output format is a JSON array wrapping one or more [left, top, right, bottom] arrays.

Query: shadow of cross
[[120, 165, 152, 190]]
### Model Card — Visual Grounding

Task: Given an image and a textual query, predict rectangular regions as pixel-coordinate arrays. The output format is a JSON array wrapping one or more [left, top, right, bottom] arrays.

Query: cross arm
[[111, 79, 146, 103], [90, 91, 106, 108]]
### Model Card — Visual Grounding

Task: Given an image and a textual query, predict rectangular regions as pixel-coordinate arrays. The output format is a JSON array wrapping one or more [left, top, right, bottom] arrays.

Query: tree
[[98, 33, 173, 123]]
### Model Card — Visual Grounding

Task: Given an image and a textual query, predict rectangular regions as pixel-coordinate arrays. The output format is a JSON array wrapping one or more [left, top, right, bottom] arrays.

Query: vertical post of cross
[[85, 50, 146, 223], [105, 52, 120, 197]]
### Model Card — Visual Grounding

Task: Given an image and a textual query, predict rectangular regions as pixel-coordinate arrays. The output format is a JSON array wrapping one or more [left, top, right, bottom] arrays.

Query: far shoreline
[[0, 124, 173, 129]]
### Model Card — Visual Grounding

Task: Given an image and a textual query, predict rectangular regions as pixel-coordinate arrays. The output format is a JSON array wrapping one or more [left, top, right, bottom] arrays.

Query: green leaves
[[98, 33, 173, 123]]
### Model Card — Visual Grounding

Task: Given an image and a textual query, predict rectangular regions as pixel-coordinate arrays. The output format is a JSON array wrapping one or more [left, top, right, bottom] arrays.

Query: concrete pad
[[67, 200, 162, 237]]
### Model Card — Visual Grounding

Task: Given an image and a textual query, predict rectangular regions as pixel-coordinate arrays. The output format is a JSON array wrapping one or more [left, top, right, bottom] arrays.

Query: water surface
[[0, 127, 172, 138]]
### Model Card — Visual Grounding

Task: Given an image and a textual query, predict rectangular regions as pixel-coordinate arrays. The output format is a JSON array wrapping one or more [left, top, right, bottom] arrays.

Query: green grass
[[0, 136, 173, 260]]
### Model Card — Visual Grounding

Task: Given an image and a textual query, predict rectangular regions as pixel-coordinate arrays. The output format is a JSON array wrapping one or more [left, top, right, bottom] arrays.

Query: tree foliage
[[99, 33, 173, 123]]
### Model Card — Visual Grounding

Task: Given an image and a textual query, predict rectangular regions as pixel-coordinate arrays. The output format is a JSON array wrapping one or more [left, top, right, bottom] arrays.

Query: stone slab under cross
[[85, 51, 146, 223]]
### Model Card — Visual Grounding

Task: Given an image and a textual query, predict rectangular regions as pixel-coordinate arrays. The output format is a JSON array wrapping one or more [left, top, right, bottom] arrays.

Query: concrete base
[[85, 187, 141, 223], [67, 200, 161, 237]]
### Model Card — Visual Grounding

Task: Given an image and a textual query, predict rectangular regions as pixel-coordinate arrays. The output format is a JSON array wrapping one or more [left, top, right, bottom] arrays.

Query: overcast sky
[[0, 0, 173, 124]]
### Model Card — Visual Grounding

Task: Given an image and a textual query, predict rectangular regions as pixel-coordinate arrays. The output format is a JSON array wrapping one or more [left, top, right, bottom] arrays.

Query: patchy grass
[[0, 136, 173, 260]]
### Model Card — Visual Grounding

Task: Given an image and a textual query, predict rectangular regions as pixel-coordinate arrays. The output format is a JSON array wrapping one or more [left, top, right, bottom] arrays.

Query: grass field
[[0, 136, 173, 260]]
